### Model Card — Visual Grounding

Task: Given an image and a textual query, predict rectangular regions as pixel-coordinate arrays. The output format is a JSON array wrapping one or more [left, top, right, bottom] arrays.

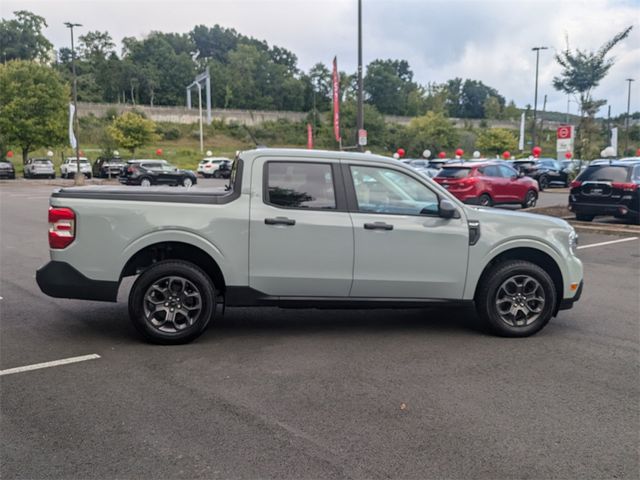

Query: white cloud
[[2, 0, 638, 115]]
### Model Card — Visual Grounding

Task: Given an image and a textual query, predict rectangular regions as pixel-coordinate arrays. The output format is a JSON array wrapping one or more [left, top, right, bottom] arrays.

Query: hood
[[466, 205, 571, 230]]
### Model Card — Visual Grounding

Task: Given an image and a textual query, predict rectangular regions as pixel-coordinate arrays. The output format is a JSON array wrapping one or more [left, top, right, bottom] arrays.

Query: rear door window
[[266, 162, 336, 209]]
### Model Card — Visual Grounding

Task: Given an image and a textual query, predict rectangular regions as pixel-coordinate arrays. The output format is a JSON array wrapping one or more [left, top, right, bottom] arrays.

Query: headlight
[[569, 230, 578, 255]]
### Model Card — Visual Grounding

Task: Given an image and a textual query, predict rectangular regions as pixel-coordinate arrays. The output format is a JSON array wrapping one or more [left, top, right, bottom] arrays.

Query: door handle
[[265, 217, 296, 226], [364, 222, 393, 231]]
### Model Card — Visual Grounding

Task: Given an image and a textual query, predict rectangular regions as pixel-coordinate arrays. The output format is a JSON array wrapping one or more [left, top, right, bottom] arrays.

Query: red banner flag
[[332, 57, 341, 143], [307, 123, 313, 149]]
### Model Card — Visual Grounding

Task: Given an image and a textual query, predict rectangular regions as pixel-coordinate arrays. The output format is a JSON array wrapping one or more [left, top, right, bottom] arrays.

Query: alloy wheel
[[495, 274, 546, 327], [142, 276, 203, 334]]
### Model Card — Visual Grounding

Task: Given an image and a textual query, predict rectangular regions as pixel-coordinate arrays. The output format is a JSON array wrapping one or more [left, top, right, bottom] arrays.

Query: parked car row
[[119, 159, 198, 187]]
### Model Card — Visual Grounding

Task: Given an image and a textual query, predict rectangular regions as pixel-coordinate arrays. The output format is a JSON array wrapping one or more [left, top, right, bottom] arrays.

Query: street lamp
[[65, 21, 83, 186], [624, 78, 635, 155], [531, 46, 548, 147], [356, 0, 364, 151]]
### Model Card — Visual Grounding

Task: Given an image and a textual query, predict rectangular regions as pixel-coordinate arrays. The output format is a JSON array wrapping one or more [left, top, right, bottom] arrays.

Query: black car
[[569, 161, 640, 223], [94, 156, 126, 178], [0, 159, 16, 179], [512, 158, 569, 190], [119, 159, 197, 187]]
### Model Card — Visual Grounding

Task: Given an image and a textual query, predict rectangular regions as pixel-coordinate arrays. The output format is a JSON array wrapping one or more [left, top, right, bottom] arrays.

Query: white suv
[[60, 157, 92, 179], [197, 157, 232, 178], [24, 158, 56, 179]]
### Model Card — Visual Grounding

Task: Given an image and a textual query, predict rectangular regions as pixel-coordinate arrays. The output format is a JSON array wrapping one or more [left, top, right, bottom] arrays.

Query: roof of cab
[[240, 147, 395, 165]]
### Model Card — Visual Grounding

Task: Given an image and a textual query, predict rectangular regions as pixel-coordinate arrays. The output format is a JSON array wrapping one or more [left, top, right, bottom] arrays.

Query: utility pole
[[356, 0, 364, 151], [531, 46, 548, 147], [624, 78, 634, 155], [65, 21, 83, 186]]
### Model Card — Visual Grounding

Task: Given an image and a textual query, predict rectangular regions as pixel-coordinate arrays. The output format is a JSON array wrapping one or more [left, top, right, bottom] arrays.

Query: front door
[[345, 163, 469, 299], [249, 158, 354, 297]]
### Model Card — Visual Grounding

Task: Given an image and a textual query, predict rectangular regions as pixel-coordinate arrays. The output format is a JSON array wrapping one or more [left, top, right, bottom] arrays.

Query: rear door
[[249, 157, 354, 296], [498, 164, 525, 201], [345, 163, 469, 299], [479, 165, 507, 202]]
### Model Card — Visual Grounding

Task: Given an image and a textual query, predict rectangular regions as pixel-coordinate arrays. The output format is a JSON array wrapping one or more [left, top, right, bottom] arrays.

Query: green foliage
[[476, 128, 518, 155], [0, 11, 52, 63], [404, 111, 459, 157], [0, 60, 68, 162], [364, 59, 424, 115], [107, 112, 158, 154]]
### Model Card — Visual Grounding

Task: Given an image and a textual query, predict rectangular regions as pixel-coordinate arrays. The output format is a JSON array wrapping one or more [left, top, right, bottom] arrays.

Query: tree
[[0, 61, 68, 162], [484, 96, 503, 119], [476, 128, 518, 155], [107, 111, 158, 154], [0, 11, 52, 63], [553, 26, 633, 157], [404, 111, 459, 157], [78, 31, 115, 60], [364, 59, 422, 115]]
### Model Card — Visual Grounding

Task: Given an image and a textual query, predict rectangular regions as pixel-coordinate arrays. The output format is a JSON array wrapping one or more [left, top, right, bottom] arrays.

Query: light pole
[[356, 0, 364, 151], [531, 46, 548, 147], [65, 21, 83, 186], [624, 78, 634, 155]]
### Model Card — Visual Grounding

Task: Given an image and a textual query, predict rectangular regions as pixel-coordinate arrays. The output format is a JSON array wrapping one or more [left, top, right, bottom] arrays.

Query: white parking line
[[577, 237, 639, 250], [0, 354, 100, 377]]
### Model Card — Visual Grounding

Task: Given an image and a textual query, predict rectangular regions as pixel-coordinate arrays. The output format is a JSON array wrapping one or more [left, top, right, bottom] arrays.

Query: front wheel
[[478, 193, 493, 207], [521, 190, 537, 209], [475, 260, 557, 337], [140, 177, 152, 187], [128, 260, 216, 344], [182, 177, 193, 187]]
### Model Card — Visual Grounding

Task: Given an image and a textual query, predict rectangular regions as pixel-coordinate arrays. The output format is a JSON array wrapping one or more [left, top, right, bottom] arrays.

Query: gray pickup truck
[[37, 148, 583, 344]]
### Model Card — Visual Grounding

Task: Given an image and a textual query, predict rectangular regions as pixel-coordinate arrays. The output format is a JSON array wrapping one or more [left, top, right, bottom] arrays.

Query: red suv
[[433, 162, 539, 208]]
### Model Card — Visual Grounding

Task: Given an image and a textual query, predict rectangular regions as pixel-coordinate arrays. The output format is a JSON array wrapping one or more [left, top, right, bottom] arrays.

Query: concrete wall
[[77, 102, 568, 129]]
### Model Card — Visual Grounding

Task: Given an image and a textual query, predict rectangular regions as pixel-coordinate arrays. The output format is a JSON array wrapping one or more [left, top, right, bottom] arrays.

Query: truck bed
[[51, 185, 236, 205]]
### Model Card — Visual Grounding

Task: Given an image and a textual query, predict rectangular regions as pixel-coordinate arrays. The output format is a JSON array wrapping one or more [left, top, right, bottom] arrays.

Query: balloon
[[472, 150, 481, 158], [455, 148, 464, 157], [206, 150, 213, 156], [532, 146, 542, 157], [636, 148, 640, 156], [564, 151, 572, 159], [502, 151, 511, 159], [393, 153, 400, 159], [113, 150, 120, 157], [422, 149, 431, 159], [438, 151, 446, 159], [156, 148, 163, 156], [396, 148, 405, 158], [7, 150, 14, 158], [47, 150, 54, 157]]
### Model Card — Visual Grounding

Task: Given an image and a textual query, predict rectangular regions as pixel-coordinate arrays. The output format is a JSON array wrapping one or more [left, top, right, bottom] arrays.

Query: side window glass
[[484, 165, 501, 177], [350, 165, 439, 215], [266, 162, 336, 209], [499, 165, 517, 178]]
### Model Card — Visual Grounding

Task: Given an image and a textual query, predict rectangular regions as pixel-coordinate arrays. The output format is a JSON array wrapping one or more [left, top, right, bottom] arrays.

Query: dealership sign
[[556, 125, 574, 159]]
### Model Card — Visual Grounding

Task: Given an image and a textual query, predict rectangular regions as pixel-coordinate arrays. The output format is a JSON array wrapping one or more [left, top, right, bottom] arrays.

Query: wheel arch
[[473, 247, 563, 312], [120, 241, 227, 294]]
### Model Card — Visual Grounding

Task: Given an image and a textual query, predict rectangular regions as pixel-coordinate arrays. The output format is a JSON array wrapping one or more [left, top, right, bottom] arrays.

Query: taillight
[[570, 180, 582, 188], [458, 177, 478, 187], [48, 207, 76, 249], [611, 182, 638, 192]]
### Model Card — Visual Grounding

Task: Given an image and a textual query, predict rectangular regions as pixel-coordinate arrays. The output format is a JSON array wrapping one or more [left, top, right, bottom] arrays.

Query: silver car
[[24, 158, 55, 179]]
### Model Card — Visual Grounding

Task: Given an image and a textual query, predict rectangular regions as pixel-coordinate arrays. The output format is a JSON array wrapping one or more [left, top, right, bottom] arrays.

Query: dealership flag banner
[[332, 57, 341, 143], [307, 123, 313, 149], [68, 103, 77, 149], [611, 127, 618, 156], [518, 112, 525, 151]]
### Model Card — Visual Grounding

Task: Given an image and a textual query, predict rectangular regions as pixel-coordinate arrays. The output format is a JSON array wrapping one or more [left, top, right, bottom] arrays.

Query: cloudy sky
[[3, 0, 639, 116]]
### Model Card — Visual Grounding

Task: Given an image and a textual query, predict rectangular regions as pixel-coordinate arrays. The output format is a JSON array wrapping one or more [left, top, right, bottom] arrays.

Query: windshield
[[577, 165, 630, 183], [34, 159, 51, 164], [437, 168, 471, 179]]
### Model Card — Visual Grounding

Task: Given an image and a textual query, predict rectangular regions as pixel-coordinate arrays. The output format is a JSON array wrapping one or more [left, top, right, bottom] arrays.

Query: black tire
[[140, 177, 152, 187], [86, 173, 92, 179], [475, 259, 557, 337], [538, 175, 549, 191], [182, 176, 194, 187], [128, 260, 216, 344], [478, 193, 493, 207], [575, 213, 594, 222], [213, 170, 220, 179], [51, 174, 56, 179], [521, 190, 538, 209]]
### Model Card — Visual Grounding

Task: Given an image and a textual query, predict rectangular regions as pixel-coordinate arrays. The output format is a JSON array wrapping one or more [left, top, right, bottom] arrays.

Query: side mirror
[[438, 198, 460, 219]]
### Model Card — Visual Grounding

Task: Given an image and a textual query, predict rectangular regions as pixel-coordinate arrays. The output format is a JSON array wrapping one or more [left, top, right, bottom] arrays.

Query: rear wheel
[[479, 193, 493, 207], [128, 260, 216, 344], [521, 190, 538, 208], [538, 175, 549, 190], [140, 177, 152, 187], [575, 213, 594, 222], [476, 260, 557, 337], [213, 170, 220, 178], [182, 177, 193, 187]]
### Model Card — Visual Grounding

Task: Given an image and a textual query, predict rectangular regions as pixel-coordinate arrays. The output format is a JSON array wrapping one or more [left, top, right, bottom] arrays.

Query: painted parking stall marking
[[0, 354, 101, 377], [577, 236, 639, 250]]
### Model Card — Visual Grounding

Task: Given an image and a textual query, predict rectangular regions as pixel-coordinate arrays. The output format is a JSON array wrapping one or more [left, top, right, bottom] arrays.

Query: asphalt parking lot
[[1, 181, 639, 479]]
